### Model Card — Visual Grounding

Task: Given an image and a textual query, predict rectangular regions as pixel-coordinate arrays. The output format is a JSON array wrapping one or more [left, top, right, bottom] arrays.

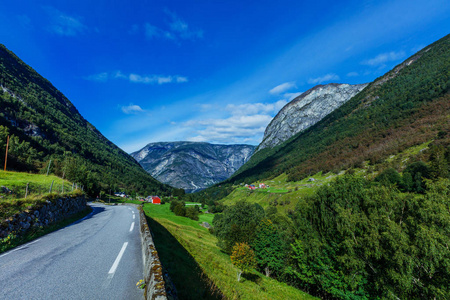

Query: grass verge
[[0, 205, 92, 254], [143, 203, 316, 300]]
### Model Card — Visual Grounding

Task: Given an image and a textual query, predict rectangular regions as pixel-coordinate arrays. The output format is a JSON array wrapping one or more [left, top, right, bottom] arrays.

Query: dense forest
[[0, 44, 179, 197], [211, 175, 450, 299]]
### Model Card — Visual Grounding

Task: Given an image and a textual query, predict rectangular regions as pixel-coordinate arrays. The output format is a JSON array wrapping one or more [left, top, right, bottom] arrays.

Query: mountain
[[228, 33, 450, 185], [257, 83, 367, 152], [0, 44, 176, 196], [131, 142, 255, 191]]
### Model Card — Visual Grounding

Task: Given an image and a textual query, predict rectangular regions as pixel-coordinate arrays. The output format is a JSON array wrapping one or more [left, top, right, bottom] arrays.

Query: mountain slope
[[131, 142, 255, 191], [228, 33, 450, 184], [257, 83, 367, 152], [0, 44, 175, 196]]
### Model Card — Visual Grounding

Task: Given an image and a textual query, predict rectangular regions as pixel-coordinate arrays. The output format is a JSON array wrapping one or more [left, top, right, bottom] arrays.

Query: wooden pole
[[25, 182, 29, 198], [49, 180, 54, 193], [4, 135, 9, 171]]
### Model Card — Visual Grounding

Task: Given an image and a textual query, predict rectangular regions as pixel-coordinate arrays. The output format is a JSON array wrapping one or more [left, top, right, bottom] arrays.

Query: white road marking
[[129, 222, 135, 232], [132, 214, 135, 219], [108, 242, 128, 276], [0, 239, 41, 258]]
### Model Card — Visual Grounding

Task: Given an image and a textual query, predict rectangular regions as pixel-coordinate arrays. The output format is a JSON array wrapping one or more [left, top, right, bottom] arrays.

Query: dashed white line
[[132, 214, 135, 219], [129, 222, 135, 232], [108, 242, 128, 276]]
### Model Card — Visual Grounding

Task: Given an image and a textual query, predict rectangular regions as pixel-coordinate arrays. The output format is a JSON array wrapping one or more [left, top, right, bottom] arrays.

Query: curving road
[[0, 203, 143, 300]]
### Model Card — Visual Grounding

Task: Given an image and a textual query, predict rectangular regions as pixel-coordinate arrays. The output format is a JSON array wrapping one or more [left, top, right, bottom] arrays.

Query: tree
[[252, 219, 285, 277], [375, 167, 402, 186], [402, 161, 431, 193], [230, 242, 256, 282], [185, 206, 199, 220], [212, 201, 265, 253]]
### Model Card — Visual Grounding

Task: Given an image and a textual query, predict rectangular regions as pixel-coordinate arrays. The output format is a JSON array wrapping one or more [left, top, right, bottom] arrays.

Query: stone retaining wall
[[137, 206, 170, 300], [0, 196, 87, 239]]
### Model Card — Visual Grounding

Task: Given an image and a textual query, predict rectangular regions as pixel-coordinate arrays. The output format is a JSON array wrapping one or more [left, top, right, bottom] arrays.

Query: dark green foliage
[[401, 161, 431, 193], [288, 175, 450, 299], [429, 145, 449, 179], [170, 200, 186, 217], [0, 44, 177, 197], [212, 201, 265, 253], [375, 167, 402, 186], [185, 206, 199, 221], [252, 219, 285, 277]]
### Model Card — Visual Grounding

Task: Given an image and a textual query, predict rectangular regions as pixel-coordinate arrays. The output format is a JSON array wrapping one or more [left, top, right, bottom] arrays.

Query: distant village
[[114, 192, 161, 204], [244, 183, 267, 190]]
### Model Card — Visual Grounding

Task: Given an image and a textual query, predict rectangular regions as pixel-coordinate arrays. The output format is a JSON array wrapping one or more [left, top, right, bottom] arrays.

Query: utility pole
[[4, 135, 9, 171]]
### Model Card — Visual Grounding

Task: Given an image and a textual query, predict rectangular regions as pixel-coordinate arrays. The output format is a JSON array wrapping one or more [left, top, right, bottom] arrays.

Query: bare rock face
[[131, 142, 255, 192], [256, 83, 368, 152]]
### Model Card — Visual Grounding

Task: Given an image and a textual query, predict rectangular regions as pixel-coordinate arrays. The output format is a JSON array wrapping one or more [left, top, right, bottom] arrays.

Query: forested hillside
[[182, 34, 450, 299], [0, 44, 177, 197], [228, 33, 449, 185]]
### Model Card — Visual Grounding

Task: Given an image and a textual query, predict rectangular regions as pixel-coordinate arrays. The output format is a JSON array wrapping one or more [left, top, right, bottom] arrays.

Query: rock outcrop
[[131, 142, 255, 192], [256, 83, 368, 151]]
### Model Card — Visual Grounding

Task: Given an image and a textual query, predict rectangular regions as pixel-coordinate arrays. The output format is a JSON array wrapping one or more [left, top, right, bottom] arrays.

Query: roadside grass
[[144, 203, 316, 300], [0, 171, 82, 219], [0, 171, 74, 199], [0, 205, 92, 254]]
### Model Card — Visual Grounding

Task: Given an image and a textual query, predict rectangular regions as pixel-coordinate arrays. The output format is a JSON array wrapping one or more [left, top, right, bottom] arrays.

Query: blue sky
[[1, 0, 449, 152]]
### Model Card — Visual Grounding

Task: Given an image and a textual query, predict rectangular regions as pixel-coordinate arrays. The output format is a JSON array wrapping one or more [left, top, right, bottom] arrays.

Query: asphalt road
[[0, 203, 143, 300]]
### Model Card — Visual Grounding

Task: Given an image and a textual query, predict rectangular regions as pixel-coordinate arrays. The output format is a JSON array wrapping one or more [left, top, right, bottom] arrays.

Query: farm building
[[146, 196, 161, 204]]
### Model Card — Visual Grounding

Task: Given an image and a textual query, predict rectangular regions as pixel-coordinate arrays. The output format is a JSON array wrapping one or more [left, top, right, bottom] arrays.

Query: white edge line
[[108, 242, 128, 275], [0, 238, 41, 258], [129, 222, 135, 232]]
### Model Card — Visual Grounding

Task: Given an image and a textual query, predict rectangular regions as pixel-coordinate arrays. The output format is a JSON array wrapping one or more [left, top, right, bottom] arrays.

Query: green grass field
[[143, 202, 316, 300], [0, 171, 81, 219]]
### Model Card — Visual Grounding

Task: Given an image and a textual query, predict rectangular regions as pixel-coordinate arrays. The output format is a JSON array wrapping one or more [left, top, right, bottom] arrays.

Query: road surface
[[0, 203, 143, 300]]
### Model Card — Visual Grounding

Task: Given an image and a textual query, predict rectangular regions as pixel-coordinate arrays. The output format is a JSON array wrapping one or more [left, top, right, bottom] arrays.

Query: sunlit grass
[[0, 171, 82, 219], [143, 203, 316, 300]]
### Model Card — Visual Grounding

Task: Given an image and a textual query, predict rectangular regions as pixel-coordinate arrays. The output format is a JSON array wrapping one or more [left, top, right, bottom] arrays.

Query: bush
[[185, 206, 199, 221]]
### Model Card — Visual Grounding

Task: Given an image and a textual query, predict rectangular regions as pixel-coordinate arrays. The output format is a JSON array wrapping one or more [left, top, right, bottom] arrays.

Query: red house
[[151, 196, 161, 204]]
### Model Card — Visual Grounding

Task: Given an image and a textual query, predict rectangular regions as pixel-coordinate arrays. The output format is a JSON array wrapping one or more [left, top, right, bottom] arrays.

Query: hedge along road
[[0, 203, 143, 300]]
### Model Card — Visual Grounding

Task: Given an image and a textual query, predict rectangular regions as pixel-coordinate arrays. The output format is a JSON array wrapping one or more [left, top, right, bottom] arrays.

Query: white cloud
[[165, 9, 204, 40], [308, 73, 340, 84], [142, 10, 203, 42], [129, 74, 188, 85], [44, 6, 87, 36], [83, 72, 109, 82], [225, 100, 287, 116], [362, 51, 405, 67], [121, 104, 145, 114], [83, 71, 188, 85], [269, 81, 296, 95], [144, 23, 175, 40], [347, 71, 359, 77], [185, 114, 272, 143]]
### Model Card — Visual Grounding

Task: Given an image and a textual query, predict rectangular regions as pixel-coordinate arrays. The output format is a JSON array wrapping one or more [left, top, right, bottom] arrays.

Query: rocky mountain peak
[[131, 142, 255, 192], [256, 83, 367, 152]]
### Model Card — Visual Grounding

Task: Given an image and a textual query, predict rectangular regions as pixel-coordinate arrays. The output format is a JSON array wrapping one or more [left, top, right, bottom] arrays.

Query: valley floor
[[143, 203, 316, 300]]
